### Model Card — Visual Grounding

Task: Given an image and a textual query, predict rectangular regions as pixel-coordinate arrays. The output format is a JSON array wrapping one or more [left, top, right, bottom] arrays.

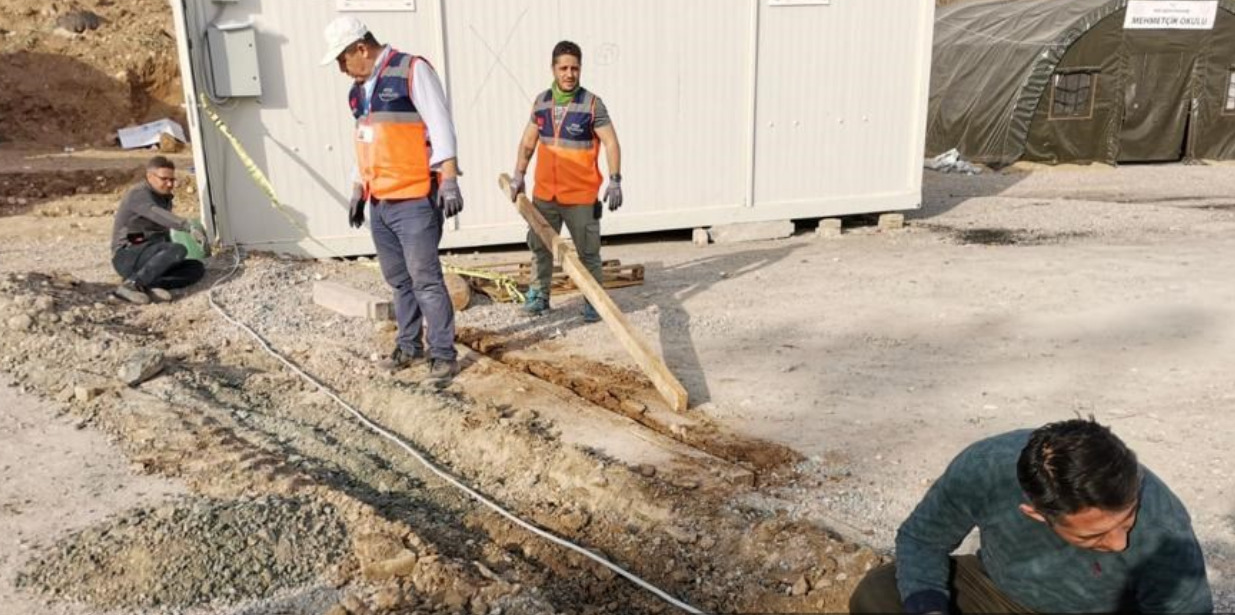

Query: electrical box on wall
[[206, 22, 262, 97]]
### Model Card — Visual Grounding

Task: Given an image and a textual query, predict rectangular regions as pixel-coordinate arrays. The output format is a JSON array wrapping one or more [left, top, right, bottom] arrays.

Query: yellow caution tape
[[198, 95, 526, 304], [443, 264, 525, 304], [197, 94, 340, 258]]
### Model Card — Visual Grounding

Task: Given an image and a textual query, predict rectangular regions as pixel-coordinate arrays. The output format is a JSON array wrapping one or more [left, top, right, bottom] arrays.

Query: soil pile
[[0, 0, 184, 147]]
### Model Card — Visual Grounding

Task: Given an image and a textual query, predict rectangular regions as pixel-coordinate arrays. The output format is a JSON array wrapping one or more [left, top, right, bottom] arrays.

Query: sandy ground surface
[[0, 382, 186, 615], [0, 156, 1231, 612]]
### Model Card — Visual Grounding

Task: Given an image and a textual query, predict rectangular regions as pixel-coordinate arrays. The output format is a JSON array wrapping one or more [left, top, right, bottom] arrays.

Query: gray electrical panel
[[206, 23, 262, 97]]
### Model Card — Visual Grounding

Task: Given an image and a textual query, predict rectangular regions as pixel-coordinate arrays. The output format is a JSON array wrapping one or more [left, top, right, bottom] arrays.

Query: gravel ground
[[18, 495, 349, 611]]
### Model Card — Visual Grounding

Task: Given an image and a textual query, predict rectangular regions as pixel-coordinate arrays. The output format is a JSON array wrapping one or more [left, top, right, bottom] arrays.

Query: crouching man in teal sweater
[[850, 418, 1212, 614]]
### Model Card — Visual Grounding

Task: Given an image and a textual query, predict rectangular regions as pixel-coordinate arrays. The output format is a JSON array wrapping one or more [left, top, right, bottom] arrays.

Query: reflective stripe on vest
[[353, 52, 433, 201], [532, 88, 602, 206]]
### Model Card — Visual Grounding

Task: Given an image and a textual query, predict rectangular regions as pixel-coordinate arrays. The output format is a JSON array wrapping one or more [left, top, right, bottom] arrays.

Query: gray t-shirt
[[895, 429, 1212, 614], [111, 181, 187, 251]]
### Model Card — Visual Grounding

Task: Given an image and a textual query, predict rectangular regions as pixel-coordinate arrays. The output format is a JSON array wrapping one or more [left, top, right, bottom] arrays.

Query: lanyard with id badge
[[354, 49, 399, 139]]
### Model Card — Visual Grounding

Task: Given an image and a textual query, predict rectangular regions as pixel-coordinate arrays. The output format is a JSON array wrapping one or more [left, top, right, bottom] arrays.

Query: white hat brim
[[320, 40, 353, 66]]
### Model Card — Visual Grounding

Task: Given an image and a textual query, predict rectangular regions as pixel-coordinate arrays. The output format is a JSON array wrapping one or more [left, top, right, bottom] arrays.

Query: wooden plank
[[498, 175, 570, 262], [562, 252, 689, 412], [498, 173, 689, 412]]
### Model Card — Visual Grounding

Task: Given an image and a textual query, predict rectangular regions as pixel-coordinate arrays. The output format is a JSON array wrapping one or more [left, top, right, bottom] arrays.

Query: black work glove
[[348, 184, 366, 228], [436, 177, 463, 218]]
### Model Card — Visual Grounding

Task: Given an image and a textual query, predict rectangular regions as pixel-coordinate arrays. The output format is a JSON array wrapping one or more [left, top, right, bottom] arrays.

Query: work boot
[[113, 280, 151, 305], [149, 287, 173, 302], [582, 301, 601, 323], [521, 288, 550, 317], [377, 346, 424, 373], [423, 358, 458, 389]]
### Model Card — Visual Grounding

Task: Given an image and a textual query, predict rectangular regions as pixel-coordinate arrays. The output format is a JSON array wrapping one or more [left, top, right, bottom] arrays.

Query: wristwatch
[[610, 173, 622, 182]]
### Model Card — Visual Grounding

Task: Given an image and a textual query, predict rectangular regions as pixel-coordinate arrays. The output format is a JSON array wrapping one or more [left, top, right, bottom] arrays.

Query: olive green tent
[[929, 0, 1235, 165]]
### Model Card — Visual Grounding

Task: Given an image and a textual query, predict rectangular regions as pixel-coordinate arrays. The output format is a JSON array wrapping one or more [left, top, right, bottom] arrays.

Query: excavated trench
[[0, 264, 882, 614], [455, 326, 804, 479]]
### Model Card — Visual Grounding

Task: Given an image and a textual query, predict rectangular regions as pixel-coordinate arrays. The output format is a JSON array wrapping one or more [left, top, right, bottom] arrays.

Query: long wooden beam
[[498, 174, 689, 412]]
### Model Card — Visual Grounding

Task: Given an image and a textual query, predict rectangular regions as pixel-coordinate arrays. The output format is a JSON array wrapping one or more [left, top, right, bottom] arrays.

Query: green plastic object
[[170, 219, 209, 261]]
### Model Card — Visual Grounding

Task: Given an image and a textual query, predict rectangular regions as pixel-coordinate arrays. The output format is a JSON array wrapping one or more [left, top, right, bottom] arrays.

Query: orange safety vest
[[351, 51, 433, 201], [531, 87, 603, 206]]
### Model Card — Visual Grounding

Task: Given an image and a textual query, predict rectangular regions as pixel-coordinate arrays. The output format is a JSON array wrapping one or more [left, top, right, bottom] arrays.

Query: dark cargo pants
[[527, 198, 603, 294], [112, 238, 206, 289], [849, 555, 1034, 614]]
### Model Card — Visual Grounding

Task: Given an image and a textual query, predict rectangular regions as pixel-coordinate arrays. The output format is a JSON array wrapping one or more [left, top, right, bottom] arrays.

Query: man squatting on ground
[[110, 156, 207, 305], [509, 40, 622, 323], [849, 418, 1213, 614], [322, 16, 462, 388]]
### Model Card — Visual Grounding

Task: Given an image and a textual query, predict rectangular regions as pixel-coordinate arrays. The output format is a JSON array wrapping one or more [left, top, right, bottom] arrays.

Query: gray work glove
[[436, 177, 463, 218], [604, 177, 623, 212], [348, 184, 366, 228], [188, 224, 211, 257], [509, 171, 526, 202], [188, 224, 207, 248]]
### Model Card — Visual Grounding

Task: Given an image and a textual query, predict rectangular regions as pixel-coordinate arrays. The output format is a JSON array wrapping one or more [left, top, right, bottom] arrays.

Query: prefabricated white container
[[171, 0, 935, 257]]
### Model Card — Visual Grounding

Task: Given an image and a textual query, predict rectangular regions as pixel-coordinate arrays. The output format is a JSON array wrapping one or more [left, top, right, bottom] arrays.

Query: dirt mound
[[17, 495, 349, 610], [0, 0, 184, 147]]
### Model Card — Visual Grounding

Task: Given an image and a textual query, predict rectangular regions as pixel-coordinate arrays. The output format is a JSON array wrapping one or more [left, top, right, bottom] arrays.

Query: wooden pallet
[[465, 259, 644, 298]]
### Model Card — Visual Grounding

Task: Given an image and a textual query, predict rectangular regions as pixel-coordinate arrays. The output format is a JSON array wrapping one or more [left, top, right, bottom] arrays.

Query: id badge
[[357, 125, 375, 143]]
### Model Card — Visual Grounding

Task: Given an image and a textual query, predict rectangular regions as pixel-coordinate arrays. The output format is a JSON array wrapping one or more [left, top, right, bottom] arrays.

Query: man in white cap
[[321, 15, 462, 388]]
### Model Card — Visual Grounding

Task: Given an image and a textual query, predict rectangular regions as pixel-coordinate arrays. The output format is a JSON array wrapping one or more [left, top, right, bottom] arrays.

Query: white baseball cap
[[320, 16, 369, 65]]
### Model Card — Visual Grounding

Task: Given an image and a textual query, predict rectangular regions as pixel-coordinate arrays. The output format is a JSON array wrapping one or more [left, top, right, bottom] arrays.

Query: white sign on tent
[[1124, 0, 1218, 30]]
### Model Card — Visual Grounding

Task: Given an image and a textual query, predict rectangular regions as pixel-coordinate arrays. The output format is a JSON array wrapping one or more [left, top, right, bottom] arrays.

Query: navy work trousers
[[369, 197, 457, 361]]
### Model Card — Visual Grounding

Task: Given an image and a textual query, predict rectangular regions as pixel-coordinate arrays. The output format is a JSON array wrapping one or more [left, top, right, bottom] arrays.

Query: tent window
[[1048, 72, 1096, 120], [1225, 69, 1235, 114]]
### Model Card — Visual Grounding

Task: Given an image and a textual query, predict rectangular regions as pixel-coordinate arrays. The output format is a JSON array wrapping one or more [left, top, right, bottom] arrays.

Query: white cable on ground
[[205, 248, 704, 614]]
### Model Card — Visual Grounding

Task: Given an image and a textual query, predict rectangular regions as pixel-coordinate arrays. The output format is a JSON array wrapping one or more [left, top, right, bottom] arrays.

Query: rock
[[56, 10, 103, 33], [373, 320, 397, 333], [698, 535, 716, 550], [6, 314, 33, 331], [636, 464, 657, 478], [670, 477, 701, 490], [157, 132, 185, 153], [512, 408, 537, 424], [445, 273, 472, 312], [361, 552, 419, 581], [32, 295, 55, 313], [664, 525, 697, 544], [167, 344, 196, 359], [560, 509, 590, 532], [791, 574, 810, 596], [74, 386, 105, 403], [372, 586, 405, 610], [619, 399, 646, 415], [340, 594, 371, 615], [118, 349, 165, 386]]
